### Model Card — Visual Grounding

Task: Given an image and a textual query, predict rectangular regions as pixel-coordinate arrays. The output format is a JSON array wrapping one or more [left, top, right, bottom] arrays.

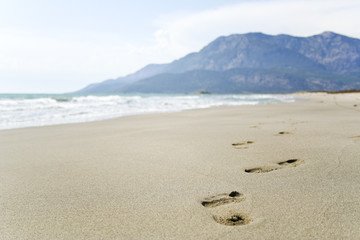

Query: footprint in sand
[[232, 141, 254, 149], [244, 159, 304, 174], [277, 131, 292, 135], [201, 191, 245, 207], [212, 213, 251, 226], [201, 191, 250, 226]]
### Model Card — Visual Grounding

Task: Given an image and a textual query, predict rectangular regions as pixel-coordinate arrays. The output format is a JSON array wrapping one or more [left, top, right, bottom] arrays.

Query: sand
[[0, 93, 359, 239]]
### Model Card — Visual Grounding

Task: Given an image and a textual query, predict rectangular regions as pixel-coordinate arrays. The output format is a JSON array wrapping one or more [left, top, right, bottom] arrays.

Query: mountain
[[76, 32, 360, 94]]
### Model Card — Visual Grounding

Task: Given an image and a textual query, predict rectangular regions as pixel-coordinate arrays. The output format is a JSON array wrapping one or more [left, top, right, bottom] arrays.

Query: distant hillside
[[76, 32, 360, 94]]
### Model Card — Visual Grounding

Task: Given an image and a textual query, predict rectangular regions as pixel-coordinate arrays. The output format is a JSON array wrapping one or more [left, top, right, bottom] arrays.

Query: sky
[[0, 0, 359, 93]]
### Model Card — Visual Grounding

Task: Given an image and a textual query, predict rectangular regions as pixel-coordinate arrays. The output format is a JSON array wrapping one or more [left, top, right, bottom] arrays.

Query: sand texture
[[0, 93, 360, 239]]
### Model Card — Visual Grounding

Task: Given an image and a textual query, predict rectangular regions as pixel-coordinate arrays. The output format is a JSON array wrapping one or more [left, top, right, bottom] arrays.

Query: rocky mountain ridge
[[76, 32, 360, 94]]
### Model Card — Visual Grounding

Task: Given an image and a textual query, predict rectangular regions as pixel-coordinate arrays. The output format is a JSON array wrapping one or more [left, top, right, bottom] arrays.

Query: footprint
[[213, 213, 250, 226], [278, 131, 292, 135], [245, 159, 304, 174], [201, 191, 250, 226], [232, 141, 254, 149], [244, 166, 279, 173], [201, 191, 245, 208], [278, 159, 302, 167]]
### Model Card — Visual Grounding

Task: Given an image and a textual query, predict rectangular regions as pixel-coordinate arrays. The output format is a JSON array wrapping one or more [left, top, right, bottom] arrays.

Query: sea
[[0, 93, 295, 130]]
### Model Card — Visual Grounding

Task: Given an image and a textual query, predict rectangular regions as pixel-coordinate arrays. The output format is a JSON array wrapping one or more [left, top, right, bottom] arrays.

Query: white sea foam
[[0, 94, 295, 130]]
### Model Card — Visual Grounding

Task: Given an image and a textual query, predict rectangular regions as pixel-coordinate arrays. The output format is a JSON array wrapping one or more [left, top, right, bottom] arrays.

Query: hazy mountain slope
[[76, 63, 168, 94], [120, 68, 360, 94]]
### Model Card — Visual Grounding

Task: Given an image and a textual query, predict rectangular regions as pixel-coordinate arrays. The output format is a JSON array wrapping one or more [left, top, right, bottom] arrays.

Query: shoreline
[[1, 93, 359, 239], [0, 93, 295, 132]]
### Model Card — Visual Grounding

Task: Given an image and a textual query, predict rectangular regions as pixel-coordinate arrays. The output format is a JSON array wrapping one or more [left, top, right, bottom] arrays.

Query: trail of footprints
[[202, 131, 304, 226]]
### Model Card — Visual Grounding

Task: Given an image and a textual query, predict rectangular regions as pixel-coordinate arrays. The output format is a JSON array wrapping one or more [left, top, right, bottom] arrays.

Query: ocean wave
[[0, 94, 294, 130]]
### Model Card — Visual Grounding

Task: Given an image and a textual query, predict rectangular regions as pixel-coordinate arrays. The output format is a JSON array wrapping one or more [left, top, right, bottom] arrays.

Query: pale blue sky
[[1, 0, 359, 93]]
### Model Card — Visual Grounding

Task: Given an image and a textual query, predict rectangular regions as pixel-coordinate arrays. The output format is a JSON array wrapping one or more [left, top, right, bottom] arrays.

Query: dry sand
[[0, 93, 359, 239]]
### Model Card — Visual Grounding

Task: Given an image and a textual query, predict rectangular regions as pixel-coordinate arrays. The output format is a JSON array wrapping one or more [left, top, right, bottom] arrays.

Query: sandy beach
[[0, 93, 359, 239]]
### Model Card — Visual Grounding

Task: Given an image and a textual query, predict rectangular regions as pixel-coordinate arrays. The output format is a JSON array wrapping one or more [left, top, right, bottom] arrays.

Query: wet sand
[[0, 93, 359, 239]]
